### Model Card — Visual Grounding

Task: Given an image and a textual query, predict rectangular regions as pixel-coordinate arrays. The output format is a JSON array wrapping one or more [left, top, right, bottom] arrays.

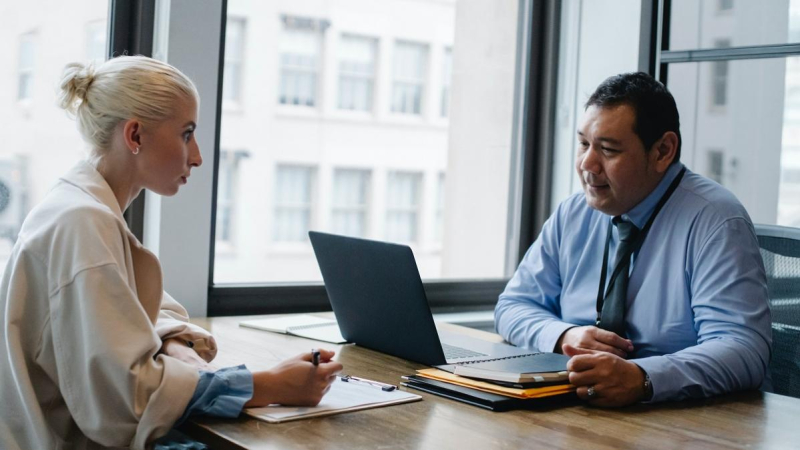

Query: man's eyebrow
[[576, 131, 623, 146]]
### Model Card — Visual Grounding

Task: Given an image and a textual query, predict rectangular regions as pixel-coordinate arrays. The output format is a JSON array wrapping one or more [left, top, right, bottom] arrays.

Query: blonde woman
[[0, 55, 343, 449]]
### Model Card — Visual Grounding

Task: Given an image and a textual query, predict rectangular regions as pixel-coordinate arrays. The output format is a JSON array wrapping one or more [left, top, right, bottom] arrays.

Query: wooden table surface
[[183, 315, 800, 450]]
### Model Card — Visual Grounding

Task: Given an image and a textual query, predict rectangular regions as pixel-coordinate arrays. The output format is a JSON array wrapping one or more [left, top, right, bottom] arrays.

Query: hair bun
[[58, 62, 95, 115]]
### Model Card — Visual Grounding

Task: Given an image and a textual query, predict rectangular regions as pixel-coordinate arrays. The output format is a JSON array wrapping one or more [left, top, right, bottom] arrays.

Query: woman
[[0, 56, 342, 449]]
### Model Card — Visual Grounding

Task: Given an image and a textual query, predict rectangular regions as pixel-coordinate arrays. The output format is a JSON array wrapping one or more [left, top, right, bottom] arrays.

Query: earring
[[132, 147, 140, 155]]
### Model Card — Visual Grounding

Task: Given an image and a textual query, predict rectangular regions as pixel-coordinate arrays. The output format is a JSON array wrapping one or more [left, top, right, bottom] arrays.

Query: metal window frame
[[110, 0, 156, 240], [204, 0, 563, 316]]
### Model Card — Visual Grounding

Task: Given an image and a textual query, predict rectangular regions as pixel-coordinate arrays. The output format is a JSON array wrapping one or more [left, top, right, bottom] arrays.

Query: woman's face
[[138, 95, 202, 196]]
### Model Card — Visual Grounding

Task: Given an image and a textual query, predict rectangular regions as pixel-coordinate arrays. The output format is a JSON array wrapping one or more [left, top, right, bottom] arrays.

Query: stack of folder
[[401, 367, 576, 411]]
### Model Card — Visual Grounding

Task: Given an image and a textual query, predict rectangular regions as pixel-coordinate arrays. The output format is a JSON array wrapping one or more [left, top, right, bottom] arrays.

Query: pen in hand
[[311, 349, 321, 366]]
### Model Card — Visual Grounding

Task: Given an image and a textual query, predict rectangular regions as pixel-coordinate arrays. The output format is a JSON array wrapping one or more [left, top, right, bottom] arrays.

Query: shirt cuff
[[632, 356, 671, 403], [538, 321, 578, 353], [176, 364, 254, 425]]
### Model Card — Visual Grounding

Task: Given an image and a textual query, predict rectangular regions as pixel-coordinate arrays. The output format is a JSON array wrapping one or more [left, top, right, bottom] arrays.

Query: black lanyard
[[595, 167, 686, 324]]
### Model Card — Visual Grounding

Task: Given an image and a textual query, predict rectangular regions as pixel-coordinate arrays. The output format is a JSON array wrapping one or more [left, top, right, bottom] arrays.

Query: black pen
[[311, 349, 321, 366]]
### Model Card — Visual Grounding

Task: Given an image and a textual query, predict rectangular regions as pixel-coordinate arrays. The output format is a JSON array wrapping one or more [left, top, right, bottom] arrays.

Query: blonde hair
[[58, 55, 199, 157]]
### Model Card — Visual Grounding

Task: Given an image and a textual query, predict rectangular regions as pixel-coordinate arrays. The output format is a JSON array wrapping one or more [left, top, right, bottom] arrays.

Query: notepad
[[417, 368, 574, 399], [245, 376, 422, 423], [239, 314, 347, 344], [452, 353, 569, 383]]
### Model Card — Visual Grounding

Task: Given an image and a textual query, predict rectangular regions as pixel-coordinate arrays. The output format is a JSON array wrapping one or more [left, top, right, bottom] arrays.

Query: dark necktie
[[598, 217, 640, 337]]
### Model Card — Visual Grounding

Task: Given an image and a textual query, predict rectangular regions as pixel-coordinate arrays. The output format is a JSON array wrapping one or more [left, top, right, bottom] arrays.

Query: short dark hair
[[585, 72, 681, 163]]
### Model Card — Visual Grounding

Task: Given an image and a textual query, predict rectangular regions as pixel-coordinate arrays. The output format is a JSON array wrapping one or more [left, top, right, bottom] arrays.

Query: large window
[[664, 0, 800, 227], [214, 0, 521, 286], [0, 0, 109, 274]]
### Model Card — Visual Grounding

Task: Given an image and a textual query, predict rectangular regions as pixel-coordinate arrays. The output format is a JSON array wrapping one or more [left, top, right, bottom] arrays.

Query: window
[[441, 47, 452, 117], [223, 18, 246, 105], [385, 172, 422, 243], [664, 1, 800, 227], [338, 35, 376, 112], [711, 39, 730, 109], [1, 3, 110, 276], [278, 16, 326, 107], [391, 41, 428, 115], [331, 169, 370, 237], [273, 165, 316, 242], [213, 1, 519, 290], [86, 21, 106, 65], [17, 33, 36, 101]]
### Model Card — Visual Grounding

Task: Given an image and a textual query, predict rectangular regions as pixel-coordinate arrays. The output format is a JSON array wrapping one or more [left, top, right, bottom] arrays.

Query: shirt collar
[[620, 162, 685, 229], [59, 160, 126, 224]]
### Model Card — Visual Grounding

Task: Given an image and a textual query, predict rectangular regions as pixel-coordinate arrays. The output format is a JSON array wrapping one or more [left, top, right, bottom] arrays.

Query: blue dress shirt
[[495, 163, 772, 402], [176, 365, 254, 425]]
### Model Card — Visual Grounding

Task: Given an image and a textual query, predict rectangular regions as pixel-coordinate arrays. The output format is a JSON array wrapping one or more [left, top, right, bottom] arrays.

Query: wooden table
[[183, 315, 800, 450]]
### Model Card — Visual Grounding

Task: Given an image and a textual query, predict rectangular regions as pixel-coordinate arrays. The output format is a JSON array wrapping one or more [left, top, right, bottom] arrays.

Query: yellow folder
[[417, 368, 575, 399]]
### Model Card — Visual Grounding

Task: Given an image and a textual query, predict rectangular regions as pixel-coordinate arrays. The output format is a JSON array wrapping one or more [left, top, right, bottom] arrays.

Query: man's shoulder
[[675, 170, 751, 224]]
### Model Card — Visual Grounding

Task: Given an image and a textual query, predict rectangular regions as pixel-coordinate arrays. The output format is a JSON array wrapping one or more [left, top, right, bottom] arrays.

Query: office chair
[[755, 223, 800, 399]]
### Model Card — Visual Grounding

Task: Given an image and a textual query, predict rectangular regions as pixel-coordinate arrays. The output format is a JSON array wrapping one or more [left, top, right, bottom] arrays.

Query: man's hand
[[246, 349, 343, 407], [160, 338, 216, 371], [555, 326, 633, 358], [563, 344, 646, 407]]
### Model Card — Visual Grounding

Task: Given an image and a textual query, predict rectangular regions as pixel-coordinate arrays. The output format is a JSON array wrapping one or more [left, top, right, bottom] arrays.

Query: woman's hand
[[160, 338, 216, 371], [245, 349, 343, 407]]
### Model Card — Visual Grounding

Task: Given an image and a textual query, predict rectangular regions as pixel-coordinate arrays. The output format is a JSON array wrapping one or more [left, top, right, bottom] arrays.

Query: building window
[[273, 165, 315, 242], [338, 35, 377, 112], [216, 150, 248, 245], [86, 21, 107, 66], [223, 18, 246, 105], [441, 47, 453, 117], [331, 169, 370, 237], [391, 41, 428, 115], [435, 173, 445, 243], [278, 16, 326, 107], [17, 33, 36, 101], [711, 39, 731, 108], [385, 172, 422, 243]]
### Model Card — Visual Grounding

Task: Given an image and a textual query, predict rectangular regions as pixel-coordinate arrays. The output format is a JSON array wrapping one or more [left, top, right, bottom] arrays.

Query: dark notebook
[[452, 353, 569, 383], [401, 376, 576, 412]]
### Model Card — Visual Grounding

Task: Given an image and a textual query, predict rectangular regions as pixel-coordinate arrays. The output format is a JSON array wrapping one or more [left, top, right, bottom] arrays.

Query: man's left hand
[[563, 344, 646, 407]]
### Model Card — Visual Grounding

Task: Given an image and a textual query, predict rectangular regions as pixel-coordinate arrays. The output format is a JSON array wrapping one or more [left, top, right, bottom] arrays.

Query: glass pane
[[0, 0, 109, 273], [551, 0, 642, 206], [667, 57, 799, 226], [669, 0, 800, 51], [215, 0, 520, 283]]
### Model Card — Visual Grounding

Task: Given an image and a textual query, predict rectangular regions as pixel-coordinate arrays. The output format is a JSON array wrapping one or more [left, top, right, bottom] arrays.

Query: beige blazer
[[0, 161, 218, 449]]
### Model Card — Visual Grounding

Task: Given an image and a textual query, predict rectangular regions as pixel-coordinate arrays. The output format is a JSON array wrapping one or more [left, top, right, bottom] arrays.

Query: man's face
[[575, 104, 664, 216]]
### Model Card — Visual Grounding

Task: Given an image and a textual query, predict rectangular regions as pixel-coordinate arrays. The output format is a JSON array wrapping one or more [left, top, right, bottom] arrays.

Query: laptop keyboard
[[442, 343, 488, 360]]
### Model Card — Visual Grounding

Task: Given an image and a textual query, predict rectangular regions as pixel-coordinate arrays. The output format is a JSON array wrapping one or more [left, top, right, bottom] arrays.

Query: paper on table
[[239, 314, 347, 344], [417, 368, 575, 399], [245, 376, 421, 423]]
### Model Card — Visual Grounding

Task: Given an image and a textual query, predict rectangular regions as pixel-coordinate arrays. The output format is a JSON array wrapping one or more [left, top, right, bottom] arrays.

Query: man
[[495, 72, 771, 407]]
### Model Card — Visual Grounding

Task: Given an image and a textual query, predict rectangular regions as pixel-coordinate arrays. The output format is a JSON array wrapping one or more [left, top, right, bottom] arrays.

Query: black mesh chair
[[755, 224, 800, 398]]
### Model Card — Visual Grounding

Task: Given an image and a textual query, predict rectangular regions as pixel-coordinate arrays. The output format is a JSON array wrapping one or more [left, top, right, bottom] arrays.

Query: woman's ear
[[121, 118, 142, 154]]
